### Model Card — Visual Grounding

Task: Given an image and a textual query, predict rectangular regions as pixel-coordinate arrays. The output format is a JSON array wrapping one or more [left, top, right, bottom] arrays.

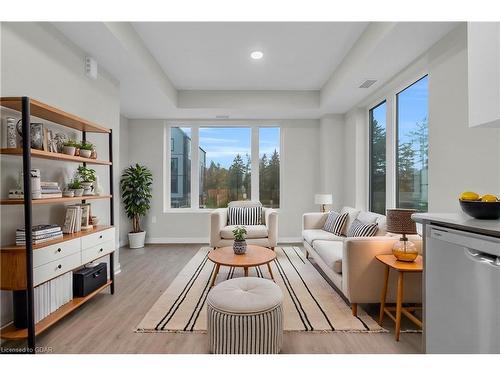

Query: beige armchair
[[210, 201, 278, 249]]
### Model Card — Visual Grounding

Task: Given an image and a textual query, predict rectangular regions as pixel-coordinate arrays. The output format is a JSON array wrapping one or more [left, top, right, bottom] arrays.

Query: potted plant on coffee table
[[232, 226, 247, 254], [120, 164, 153, 249]]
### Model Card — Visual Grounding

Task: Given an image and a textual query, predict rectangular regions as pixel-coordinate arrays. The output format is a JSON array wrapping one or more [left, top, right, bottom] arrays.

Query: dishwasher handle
[[464, 248, 500, 267]]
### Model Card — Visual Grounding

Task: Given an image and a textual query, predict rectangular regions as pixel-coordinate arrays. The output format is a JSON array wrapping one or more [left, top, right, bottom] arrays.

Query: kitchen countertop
[[412, 212, 500, 238]]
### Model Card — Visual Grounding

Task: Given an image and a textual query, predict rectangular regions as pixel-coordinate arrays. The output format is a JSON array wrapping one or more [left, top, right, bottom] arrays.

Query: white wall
[[337, 24, 500, 213], [124, 119, 319, 243], [118, 115, 131, 246], [319, 115, 344, 211], [0, 23, 121, 326]]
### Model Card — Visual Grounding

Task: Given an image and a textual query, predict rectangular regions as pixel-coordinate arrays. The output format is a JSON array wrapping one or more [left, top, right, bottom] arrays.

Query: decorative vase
[[233, 240, 247, 255], [80, 149, 92, 158], [63, 146, 76, 156], [93, 175, 103, 196], [73, 188, 84, 197]]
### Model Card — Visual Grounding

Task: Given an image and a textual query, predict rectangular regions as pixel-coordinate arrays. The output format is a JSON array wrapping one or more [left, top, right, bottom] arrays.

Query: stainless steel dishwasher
[[426, 225, 500, 353]]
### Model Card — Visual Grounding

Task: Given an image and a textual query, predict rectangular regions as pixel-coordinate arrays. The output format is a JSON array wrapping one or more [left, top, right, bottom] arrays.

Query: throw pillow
[[228, 206, 262, 226], [323, 211, 348, 236], [347, 218, 378, 237]]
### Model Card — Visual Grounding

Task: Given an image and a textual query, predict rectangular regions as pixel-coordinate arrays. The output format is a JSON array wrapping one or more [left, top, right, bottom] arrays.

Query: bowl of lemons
[[459, 191, 500, 219]]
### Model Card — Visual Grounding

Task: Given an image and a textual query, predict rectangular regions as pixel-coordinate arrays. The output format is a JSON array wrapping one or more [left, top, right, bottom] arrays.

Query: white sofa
[[210, 201, 278, 249], [303, 206, 422, 316]]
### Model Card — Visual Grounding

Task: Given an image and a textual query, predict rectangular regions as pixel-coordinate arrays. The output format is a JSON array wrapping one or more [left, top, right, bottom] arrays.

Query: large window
[[369, 101, 387, 215], [170, 127, 191, 208], [199, 127, 251, 209], [168, 125, 280, 210], [259, 128, 280, 208], [396, 76, 429, 211]]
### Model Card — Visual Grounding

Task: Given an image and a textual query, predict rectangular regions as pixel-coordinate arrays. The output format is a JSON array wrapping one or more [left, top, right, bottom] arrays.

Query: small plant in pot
[[120, 164, 153, 249], [78, 141, 94, 158], [67, 179, 84, 197], [232, 226, 247, 254], [62, 139, 78, 156], [76, 165, 96, 196]]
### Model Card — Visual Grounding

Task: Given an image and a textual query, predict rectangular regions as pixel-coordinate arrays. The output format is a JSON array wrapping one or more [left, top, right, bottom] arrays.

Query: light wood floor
[[2, 244, 422, 354]]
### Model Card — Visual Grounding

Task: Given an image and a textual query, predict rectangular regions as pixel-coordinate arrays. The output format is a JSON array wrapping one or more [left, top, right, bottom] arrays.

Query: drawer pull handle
[[99, 248, 103, 252], [57, 248, 62, 253], [57, 264, 62, 269], [99, 235, 103, 239]]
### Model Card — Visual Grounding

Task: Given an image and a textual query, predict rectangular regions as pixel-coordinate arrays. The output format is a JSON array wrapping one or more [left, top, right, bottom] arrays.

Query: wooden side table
[[375, 254, 423, 341]]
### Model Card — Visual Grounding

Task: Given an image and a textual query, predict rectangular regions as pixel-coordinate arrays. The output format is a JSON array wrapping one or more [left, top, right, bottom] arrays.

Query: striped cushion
[[347, 218, 378, 237], [323, 211, 348, 236], [228, 206, 262, 225]]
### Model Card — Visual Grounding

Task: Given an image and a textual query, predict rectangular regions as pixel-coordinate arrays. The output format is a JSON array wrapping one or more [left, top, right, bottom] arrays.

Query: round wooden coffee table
[[208, 245, 276, 287]]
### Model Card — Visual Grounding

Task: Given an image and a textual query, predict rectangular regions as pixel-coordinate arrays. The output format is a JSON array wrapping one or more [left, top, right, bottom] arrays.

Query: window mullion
[[191, 127, 200, 209], [251, 127, 259, 201]]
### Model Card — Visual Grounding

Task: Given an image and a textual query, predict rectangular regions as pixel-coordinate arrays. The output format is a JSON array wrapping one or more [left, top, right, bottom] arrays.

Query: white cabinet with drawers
[[32, 227, 115, 286]]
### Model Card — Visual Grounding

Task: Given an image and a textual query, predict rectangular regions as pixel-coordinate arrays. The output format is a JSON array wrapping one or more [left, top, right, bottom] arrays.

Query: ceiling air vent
[[359, 79, 377, 89]]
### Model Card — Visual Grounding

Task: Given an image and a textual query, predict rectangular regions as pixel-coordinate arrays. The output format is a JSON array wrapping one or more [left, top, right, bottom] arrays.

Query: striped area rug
[[136, 247, 384, 333]]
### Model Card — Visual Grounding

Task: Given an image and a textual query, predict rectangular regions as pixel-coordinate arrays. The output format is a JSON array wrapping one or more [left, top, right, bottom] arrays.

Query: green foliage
[[63, 139, 79, 148], [79, 141, 94, 151], [259, 149, 280, 207], [232, 226, 247, 241], [76, 165, 96, 182], [67, 179, 82, 189], [120, 164, 153, 233]]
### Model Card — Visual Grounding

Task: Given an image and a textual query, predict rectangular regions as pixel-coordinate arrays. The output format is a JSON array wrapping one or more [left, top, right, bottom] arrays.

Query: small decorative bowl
[[459, 200, 500, 220]]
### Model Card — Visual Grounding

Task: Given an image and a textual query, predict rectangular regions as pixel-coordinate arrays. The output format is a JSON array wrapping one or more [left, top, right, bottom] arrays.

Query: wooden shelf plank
[[0, 148, 112, 165], [1, 194, 112, 206], [1, 225, 113, 252], [0, 97, 110, 133], [0, 281, 112, 340]]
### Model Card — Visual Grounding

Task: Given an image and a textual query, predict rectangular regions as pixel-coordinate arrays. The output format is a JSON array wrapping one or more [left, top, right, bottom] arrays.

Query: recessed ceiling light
[[250, 51, 264, 60]]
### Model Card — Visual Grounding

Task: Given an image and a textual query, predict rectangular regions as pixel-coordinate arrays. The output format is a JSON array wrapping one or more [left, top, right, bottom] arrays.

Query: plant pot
[[73, 188, 84, 197], [79, 149, 92, 158], [233, 240, 247, 255], [129, 231, 146, 249], [63, 190, 75, 197], [62, 146, 76, 156], [81, 181, 94, 196]]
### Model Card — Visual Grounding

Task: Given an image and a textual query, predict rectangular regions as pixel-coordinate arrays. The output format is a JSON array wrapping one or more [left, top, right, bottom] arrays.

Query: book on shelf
[[16, 224, 63, 245], [17, 224, 61, 235], [33, 272, 73, 324], [40, 193, 63, 199]]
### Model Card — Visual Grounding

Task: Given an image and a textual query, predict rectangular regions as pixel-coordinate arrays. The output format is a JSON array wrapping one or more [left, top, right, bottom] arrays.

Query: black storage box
[[73, 262, 107, 297]]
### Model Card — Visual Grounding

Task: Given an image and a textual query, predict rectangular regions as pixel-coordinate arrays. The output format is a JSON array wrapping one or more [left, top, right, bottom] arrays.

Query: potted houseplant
[[79, 141, 94, 158], [120, 164, 153, 249], [76, 165, 96, 196], [232, 226, 247, 254], [62, 139, 78, 156], [67, 179, 83, 197]]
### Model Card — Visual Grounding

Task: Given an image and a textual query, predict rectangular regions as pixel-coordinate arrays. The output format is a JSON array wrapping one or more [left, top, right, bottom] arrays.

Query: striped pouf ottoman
[[207, 277, 283, 354]]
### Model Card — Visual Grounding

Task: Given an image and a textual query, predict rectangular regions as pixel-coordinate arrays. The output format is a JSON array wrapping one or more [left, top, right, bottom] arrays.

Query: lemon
[[480, 194, 498, 202], [460, 191, 480, 201]]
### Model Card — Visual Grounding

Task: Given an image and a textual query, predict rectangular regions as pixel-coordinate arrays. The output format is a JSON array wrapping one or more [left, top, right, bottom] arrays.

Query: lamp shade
[[314, 194, 332, 205], [386, 209, 418, 235]]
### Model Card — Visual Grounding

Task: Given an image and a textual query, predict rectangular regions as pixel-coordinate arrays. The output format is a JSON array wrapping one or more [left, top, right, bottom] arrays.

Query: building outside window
[[369, 101, 387, 215], [396, 75, 429, 211]]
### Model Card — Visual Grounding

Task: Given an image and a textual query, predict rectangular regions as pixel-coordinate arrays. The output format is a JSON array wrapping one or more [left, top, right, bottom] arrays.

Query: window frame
[[164, 121, 282, 213], [365, 72, 429, 212], [395, 75, 429, 211], [368, 100, 387, 215]]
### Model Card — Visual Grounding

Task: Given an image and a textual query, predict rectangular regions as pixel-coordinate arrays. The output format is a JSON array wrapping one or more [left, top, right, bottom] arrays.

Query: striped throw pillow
[[347, 219, 378, 237], [323, 211, 348, 236], [228, 206, 262, 225]]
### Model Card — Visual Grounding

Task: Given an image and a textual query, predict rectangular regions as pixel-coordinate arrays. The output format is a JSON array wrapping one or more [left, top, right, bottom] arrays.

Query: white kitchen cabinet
[[467, 22, 500, 128]]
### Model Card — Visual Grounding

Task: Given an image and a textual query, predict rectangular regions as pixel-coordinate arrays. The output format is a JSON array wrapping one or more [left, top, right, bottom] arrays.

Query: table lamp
[[386, 208, 418, 262], [314, 194, 332, 213]]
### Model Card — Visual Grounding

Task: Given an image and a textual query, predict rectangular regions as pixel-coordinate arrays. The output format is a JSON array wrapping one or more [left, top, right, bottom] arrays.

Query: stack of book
[[34, 272, 73, 323], [16, 224, 63, 246], [40, 181, 62, 198], [63, 204, 92, 233]]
